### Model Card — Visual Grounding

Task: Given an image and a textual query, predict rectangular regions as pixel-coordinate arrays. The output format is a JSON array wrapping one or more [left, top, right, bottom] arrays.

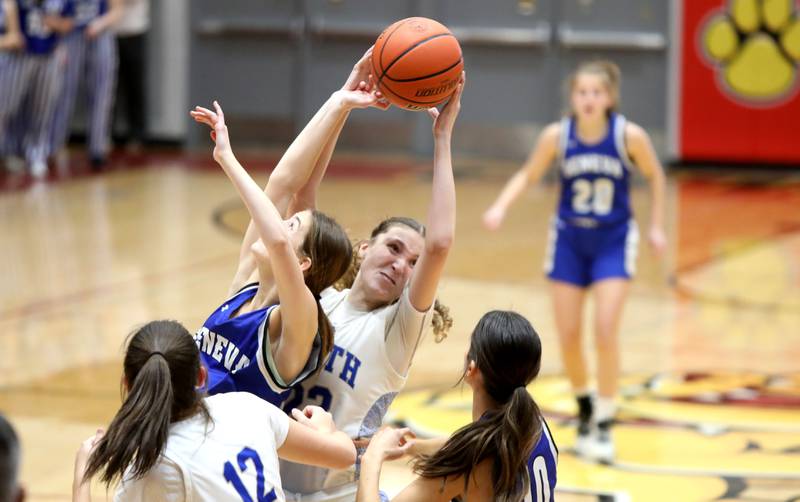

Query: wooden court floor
[[0, 152, 798, 501]]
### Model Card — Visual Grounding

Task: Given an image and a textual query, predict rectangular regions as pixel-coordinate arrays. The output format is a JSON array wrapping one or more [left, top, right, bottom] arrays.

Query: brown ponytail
[[413, 311, 543, 501], [84, 320, 210, 486], [301, 210, 353, 363], [334, 217, 454, 342]]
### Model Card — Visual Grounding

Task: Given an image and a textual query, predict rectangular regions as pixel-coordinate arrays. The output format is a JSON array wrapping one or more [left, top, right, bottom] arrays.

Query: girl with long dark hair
[[357, 310, 557, 501], [72, 320, 356, 501]]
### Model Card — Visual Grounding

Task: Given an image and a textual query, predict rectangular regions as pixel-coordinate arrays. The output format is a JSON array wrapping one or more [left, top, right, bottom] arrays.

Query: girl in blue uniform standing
[[483, 61, 666, 462], [357, 310, 557, 502]]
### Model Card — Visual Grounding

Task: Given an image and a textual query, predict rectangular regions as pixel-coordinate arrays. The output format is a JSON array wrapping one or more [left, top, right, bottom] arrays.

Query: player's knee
[[594, 326, 619, 349], [558, 328, 582, 346]]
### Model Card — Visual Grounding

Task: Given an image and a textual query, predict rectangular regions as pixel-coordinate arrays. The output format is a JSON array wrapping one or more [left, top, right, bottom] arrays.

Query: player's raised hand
[[342, 46, 375, 92], [292, 405, 336, 434], [339, 46, 390, 110], [336, 81, 389, 111], [190, 100, 231, 162], [364, 427, 416, 461], [429, 72, 465, 138]]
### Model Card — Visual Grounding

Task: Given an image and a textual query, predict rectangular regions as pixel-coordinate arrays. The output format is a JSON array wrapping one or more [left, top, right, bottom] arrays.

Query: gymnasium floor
[[1, 150, 798, 501]]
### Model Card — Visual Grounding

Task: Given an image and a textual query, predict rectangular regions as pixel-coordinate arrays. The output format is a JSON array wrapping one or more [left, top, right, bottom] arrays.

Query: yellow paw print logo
[[702, 0, 800, 103]]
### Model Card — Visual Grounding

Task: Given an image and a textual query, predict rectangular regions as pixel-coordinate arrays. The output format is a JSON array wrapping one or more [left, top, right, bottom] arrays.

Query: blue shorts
[[543, 217, 639, 287]]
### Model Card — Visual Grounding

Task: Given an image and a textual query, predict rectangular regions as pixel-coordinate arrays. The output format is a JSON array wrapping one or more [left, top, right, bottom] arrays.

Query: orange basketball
[[371, 17, 463, 111]]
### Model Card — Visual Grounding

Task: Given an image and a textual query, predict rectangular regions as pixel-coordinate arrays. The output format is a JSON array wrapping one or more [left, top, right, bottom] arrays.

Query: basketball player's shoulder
[[206, 392, 287, 429], [621, 119, 653, 155], [320, 286, 348, 312], [539, 122, 562, 145], [623, 119, 647, 141]]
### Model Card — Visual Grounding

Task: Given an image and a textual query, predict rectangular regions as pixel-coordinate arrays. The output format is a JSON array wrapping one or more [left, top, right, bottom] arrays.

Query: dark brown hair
[[84, 320, 210, 486], [334, 216, 453, 342], [301, 210, 353, 360], [0, 413, 20, 502], [413, 311, 543, 501]]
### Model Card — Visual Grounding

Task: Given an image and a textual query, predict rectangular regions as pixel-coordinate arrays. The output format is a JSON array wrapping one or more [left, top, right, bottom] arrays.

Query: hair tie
[[146, 351, 166, 362]]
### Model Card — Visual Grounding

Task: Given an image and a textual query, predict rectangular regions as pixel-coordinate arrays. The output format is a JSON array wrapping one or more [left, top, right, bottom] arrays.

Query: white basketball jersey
[[114, 392, 290, 502], [280, 287, 433, 499]]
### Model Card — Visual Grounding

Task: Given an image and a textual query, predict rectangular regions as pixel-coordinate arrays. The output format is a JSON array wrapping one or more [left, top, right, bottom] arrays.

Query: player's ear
[[464, 360, 479, 384], [298, 255, 312, 273], [356, 240, 370, 259], [196, 365, 208, 389]]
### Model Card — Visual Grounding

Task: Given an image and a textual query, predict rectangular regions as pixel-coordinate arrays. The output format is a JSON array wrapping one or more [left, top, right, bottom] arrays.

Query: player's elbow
[[426, 233, 454, 256], [269, 168, 305, 196]]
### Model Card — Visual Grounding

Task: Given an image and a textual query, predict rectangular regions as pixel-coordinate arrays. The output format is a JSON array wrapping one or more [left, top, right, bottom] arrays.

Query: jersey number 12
[[223, 447, 277, 502]]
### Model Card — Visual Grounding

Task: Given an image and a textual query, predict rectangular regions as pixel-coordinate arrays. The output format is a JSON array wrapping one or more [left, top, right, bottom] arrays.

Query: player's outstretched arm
[[357, 427, 416, 502], [192, 101, 318, 379], [405, 74, 465, 314], [279, 406, 357, 470], [358, 427, 491, 502], [235, 48, 386, 288], [625, 122, 667, 255], [407, 436, 447, 459], [287, 46, 390, 215], [482, 122, 560, 231]]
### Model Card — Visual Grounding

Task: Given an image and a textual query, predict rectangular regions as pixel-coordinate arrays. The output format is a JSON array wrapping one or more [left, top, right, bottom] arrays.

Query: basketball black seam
[[384, 57, 462, 83], [379, 79, 452, 106], [378, 33, 454, 85], [378, 20, 409, 73]]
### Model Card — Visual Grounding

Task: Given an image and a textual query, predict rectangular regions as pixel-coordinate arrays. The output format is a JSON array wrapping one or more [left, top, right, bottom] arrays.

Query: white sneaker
[[30, 160, 47, 178], [588, 421, 615, 464], [574, 426, 594, 458]]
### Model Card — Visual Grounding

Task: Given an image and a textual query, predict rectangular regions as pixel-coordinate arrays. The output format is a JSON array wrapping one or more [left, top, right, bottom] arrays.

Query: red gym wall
[[671, 0, 800, 164]]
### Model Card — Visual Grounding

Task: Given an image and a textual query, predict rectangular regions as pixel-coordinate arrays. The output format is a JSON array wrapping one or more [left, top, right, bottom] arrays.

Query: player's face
[[571, 73, 613, 122], [358, 226, 424, 304]]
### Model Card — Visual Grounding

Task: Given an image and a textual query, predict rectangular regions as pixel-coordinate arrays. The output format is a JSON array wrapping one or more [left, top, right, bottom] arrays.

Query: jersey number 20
[[223, 447, 277, 502], [572, 178, 614, 216]]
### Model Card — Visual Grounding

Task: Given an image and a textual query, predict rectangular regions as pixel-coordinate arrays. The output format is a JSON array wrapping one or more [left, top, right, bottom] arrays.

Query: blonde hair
[[568, 60, 622, 113]]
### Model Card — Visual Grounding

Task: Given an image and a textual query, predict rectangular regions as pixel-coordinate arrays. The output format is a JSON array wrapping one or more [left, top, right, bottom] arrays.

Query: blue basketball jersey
[[526, 418, 558, 502], [557, 113, 633, 226], [17, 0, 73, 54], [194, 283, 323, 408], [72, 0, 105, 29]]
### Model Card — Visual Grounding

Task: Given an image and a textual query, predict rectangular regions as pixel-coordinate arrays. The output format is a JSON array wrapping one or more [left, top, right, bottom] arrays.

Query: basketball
[[371, 17, 464, 111]]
